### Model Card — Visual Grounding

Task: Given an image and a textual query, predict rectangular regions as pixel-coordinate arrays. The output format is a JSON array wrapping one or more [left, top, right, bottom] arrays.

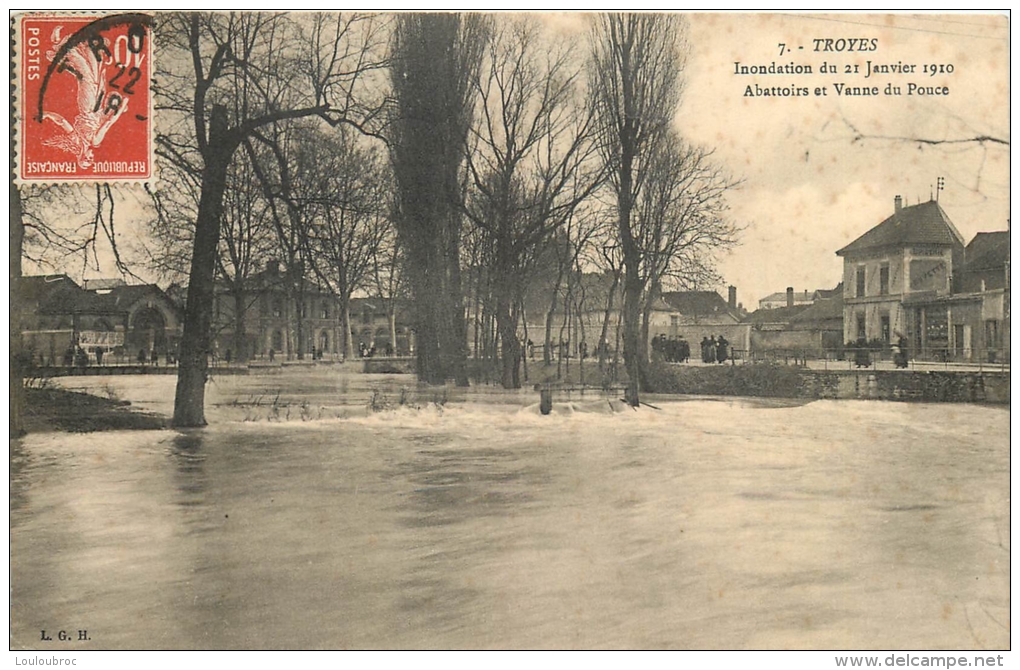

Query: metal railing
[[738, 346, 1009, 373]]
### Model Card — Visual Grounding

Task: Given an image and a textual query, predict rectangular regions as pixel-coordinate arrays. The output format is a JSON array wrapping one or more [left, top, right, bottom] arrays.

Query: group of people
[[700, 335, 730, 364], [358, 341, 394, 358], [893, 335, 910, 369], [522, 339, 591, 361], [850, 335, 910, 369], [649, 333, 732, 364], [651, 334, 690, 363], [61, 345, 93, 368], [137, 347, 164, 366]]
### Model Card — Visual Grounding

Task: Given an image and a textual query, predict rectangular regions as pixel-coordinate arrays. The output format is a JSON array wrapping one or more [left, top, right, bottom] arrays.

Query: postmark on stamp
[[15, 13, 154, 184]]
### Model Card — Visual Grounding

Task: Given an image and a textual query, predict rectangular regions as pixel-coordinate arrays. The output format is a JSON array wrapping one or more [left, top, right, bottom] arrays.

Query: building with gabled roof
[[757, 288, 827, 310], [837, 197, 966, 349], [660, 290, 743, 322], [742, 304, 812, 331], [741, 284, 845, 358], [657, 289, 750, 355], [18, 275, 183, 365], [788, 287, 844, 334], [957, 231, 1010, 294], [837, 195, 1008, 362]]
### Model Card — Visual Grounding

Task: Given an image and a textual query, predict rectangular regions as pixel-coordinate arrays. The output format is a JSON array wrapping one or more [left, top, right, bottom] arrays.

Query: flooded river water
[[10, 367, 1010, 649]]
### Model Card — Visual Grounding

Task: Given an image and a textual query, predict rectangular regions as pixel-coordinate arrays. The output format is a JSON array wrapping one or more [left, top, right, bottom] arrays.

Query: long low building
[[17, 275, 183, 365]]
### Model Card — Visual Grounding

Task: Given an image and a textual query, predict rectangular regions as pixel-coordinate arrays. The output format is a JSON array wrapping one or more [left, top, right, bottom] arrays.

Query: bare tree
[[242, 125, 316, 361], [589, 13, 688, 406], [586, 222, 624, 372], [634, 131, 741, 348], [368, 231, 405, 356], [298, 128, 391, 360], [464, 17, 603, 388], [156, 11, 386, 426], [388, 13, 488, 386], [147, 140, 273, 364], [217, 151, 277, 363]]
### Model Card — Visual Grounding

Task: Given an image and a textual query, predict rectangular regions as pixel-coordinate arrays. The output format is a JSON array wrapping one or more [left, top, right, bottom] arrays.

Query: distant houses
[[17, 195, 1009, 369], [17, 268, 416, 366], [737, 284, 841, 358], [737, 196, 1008, 363], [657, 289, 748, 353], [206, 264, 415, 361], [517, 277, 749, 359], [757, 287, 832, 310]]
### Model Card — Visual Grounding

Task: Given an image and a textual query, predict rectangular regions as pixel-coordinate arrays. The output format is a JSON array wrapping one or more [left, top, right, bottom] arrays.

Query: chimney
[[728, 285, 737, 309], [894, 195, 902, 213], [786, 287, 794, 307]]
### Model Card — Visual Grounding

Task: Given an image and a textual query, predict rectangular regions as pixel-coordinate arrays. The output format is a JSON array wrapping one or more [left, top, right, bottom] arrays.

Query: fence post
[[540, 388, 553, 415]]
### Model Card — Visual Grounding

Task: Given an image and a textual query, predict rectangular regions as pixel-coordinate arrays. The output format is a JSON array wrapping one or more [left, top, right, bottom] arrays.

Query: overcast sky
[[30, 12, 1009, 310], [681, 12, 1009, 308]]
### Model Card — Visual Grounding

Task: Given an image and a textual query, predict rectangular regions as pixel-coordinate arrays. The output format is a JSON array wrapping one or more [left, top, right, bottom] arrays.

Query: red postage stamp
[[15, 13, 154, 183]]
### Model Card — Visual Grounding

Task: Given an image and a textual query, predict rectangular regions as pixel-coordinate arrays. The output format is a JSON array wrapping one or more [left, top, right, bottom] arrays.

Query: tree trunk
[[543, 267, 564, 366], [232, 290, 248, 362], [10, 181, 25, 437], [472, 266, 483, 358], [293, 271, 306, 360], [598, 269, 621, 370], [641, 301, 653, 361], [340, 297, 355, 360], [173, 107, 232, 428], [520, 302, 530, 383], [619, 151, 643, 406], [414, 257, 445, 384], [445, 225, 469, 387], [496, 296, 521, 389], [389, 305, 398, 354]]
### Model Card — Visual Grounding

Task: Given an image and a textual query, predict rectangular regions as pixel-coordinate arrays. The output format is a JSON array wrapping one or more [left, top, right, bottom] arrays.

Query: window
[[856, 313, 866, 341], [856, 266, 866, 298], [880, 315, 890, 343], [320, 303, 330, 319], [670, 315, 680, 327], [272, 330, 283, 351], [272, 298, 282, 318], [879, 264, 890, 295], [985, 320, 1000, 349]]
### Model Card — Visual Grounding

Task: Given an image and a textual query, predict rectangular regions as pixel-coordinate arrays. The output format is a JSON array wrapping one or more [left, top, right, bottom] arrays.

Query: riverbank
[[18, 386, 167, 435]]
